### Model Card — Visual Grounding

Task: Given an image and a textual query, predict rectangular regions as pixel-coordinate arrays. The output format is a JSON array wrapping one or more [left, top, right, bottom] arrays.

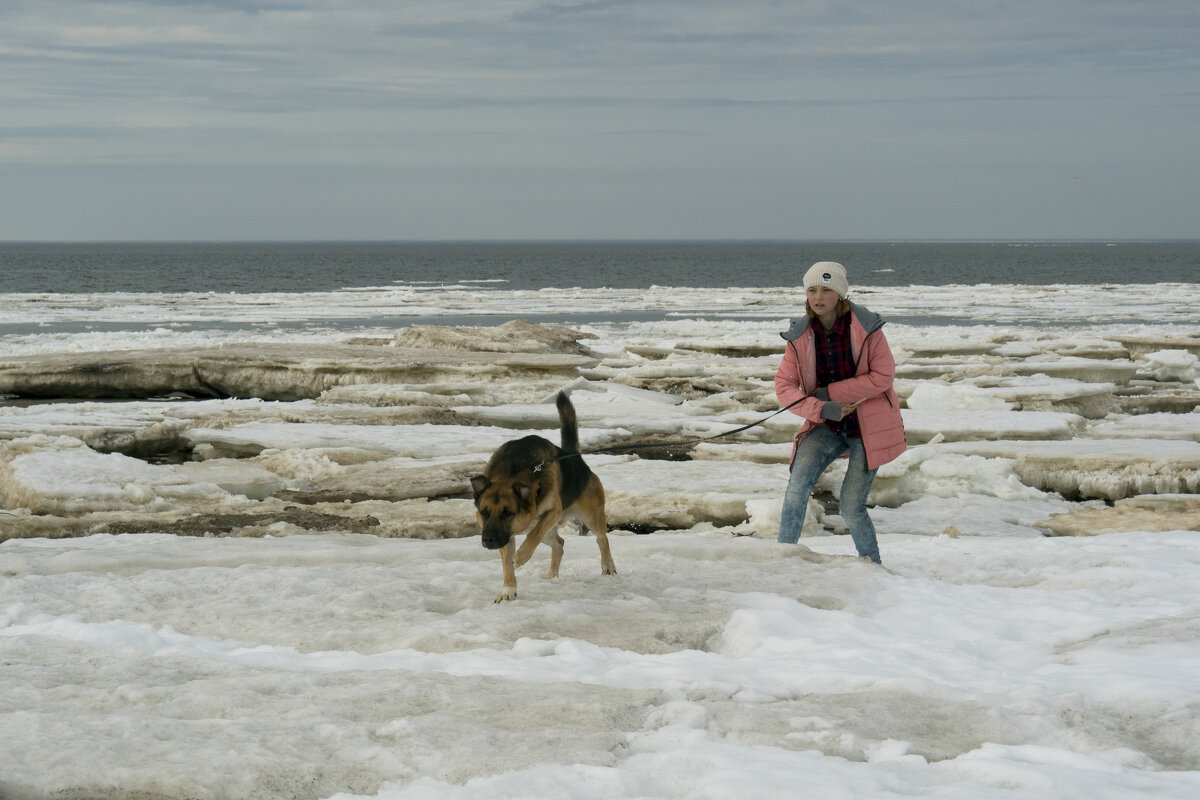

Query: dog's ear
[[513, 482, 532, 503], [470, 475, 489, 499]]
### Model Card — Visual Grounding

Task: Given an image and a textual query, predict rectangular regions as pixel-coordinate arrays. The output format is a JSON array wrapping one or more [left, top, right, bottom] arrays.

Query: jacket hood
[[779, 302, 886, 342]]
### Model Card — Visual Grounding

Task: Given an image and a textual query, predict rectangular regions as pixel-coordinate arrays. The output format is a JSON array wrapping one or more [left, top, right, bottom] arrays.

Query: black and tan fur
[[470, 391, 616, 603]]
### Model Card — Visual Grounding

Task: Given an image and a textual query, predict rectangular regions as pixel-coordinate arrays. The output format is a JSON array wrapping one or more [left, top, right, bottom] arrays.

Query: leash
[[533, 396, 804, 471]]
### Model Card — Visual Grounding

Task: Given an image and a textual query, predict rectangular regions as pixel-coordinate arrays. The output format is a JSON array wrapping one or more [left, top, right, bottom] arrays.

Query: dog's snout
[[480, 528, 511, 550]]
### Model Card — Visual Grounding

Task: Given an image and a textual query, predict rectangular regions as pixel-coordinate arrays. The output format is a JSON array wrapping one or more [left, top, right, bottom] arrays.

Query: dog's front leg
[[514, 508, 559, 568], [495, 539, 518, 603]]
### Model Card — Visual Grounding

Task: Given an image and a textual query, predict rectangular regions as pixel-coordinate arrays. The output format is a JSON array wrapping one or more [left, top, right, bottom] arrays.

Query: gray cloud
[[1, 0, 1197, 239]]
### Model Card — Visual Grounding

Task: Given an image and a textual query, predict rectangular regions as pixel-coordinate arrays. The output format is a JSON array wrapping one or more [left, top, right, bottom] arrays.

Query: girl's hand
[[839, 398, 865, 420]]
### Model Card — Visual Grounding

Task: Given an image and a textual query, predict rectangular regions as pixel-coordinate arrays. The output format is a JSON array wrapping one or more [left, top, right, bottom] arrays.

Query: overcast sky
[[2, 0, 1197, 241]]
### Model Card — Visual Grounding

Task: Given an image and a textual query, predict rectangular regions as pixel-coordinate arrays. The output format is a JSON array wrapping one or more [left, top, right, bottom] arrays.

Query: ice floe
[[2, 280, 1199, 799]]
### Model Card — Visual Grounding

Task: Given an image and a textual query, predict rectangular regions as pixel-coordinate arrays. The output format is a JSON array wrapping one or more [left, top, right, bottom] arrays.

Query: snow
[[2, 280, 1199, 799], [1141, 349, 1200, 382], [3, 532, 1199, 799], [902, 408, 1085, 441]]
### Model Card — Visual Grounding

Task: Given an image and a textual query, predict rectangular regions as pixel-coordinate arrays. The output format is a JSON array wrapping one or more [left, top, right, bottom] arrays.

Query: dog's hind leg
[[592, 521, 617, 576], [580, 483, 616, 576], [545, 531, 564, 579]]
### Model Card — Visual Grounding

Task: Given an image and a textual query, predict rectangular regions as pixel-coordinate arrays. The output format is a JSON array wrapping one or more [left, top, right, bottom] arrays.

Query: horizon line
[[2, 237, 1198, 246]]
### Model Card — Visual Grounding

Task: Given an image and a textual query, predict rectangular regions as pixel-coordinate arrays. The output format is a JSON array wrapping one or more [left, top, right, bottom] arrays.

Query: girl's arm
[[826, 330, 896, 403], [774, 341, 834, 423]]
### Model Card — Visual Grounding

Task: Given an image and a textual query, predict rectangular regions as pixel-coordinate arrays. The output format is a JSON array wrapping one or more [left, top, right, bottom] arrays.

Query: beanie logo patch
[[822, 273, 832, 283]]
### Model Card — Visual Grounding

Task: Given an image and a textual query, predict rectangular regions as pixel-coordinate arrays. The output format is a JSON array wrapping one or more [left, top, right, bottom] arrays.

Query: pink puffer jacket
[[774, 303, 907, 470]]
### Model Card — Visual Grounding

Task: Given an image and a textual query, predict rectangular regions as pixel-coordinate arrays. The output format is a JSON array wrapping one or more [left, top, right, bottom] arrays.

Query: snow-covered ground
[[1, 281, 1198, 799]]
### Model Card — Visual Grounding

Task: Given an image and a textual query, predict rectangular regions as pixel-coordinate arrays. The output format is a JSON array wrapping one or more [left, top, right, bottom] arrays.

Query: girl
[[774, 262, 906, 562]]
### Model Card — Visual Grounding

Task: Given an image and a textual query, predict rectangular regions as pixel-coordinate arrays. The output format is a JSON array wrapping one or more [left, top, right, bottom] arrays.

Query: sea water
[[2, 240, 1197, 293]]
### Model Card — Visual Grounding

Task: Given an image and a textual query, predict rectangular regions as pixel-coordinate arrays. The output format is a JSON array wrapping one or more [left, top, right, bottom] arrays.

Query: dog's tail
[[556, 391, 580, 454]]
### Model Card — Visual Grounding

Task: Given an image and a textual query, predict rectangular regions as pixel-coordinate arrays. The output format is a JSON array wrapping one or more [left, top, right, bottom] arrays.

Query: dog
[[470, 391, 616, 603]]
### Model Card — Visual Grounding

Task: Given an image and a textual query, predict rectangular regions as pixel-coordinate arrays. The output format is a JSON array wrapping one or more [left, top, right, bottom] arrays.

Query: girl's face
[[806, 285, 841, 317]]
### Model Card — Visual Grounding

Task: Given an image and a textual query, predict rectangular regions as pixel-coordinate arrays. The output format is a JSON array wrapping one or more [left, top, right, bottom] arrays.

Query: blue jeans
[[778, 425, 882, 563]]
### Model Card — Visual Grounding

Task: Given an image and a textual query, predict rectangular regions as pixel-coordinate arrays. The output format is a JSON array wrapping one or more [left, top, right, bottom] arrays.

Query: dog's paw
[[602, 564, 617, 576], [494, 587, 518, 603]]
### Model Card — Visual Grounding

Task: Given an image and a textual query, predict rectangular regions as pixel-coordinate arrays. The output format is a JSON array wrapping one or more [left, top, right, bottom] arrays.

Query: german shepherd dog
[[471, 391, 616, 603]]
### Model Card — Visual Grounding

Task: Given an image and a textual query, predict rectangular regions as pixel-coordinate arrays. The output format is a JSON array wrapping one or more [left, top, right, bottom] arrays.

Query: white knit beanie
[[803, 261, 849, 299]]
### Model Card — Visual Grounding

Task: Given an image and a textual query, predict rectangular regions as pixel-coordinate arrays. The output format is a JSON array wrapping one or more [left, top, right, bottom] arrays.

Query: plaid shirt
[[813, 312, 861, 438]]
